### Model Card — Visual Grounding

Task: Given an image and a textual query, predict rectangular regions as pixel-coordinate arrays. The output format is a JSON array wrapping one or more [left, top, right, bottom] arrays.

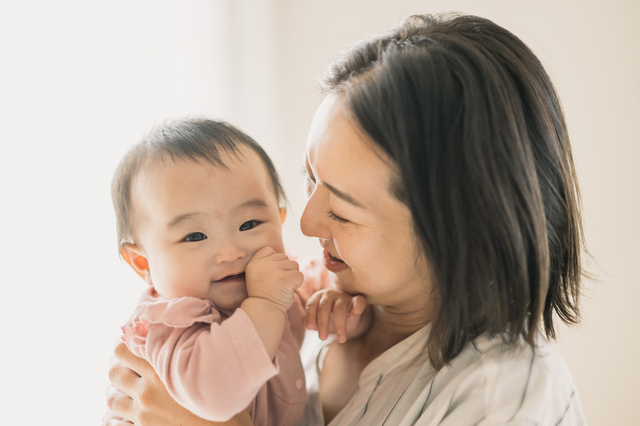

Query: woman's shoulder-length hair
[[322, 13, 585, 369]]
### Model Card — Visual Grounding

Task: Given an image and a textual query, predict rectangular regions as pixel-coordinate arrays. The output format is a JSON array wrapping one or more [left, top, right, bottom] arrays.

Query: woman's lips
[[323, 249, 349, 273]]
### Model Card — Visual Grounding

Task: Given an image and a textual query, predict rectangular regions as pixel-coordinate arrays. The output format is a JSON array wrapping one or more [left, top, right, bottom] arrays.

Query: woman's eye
[[327, 210, 350, 224], [239, 220, 260, 231], [301, 166, 316, 183], [301, 167, 316, 198], [184, 232, 207, 242]]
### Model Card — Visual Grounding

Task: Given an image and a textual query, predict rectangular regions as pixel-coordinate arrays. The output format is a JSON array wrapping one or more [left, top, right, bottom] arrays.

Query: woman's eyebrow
[[324, 182, 365, 208]]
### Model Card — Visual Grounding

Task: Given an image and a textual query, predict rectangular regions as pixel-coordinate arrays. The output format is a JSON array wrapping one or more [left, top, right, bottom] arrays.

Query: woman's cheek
[[335, 237, 359, 268]]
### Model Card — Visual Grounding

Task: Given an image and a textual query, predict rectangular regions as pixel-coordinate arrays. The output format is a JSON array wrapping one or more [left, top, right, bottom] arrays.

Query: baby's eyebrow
[[232, 198, 269, 213], [167, 212, 201, 229]]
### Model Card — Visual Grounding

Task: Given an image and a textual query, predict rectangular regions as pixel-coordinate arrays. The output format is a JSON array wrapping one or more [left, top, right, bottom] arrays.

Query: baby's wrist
[[241, 295, 289, 316], [240, 296, 287, 361]]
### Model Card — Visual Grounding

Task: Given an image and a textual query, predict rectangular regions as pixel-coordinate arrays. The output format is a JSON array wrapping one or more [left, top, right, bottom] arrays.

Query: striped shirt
[[300, 326, 585, 426]]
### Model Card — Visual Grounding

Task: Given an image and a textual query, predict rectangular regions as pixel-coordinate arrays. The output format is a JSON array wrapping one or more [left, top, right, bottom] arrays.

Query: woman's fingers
[[105, 384, 134, 422], [102, 411, 134, 426], [108, 341, 254, 426], [109, 358, 142, 397], [114, 341, 153, 379]]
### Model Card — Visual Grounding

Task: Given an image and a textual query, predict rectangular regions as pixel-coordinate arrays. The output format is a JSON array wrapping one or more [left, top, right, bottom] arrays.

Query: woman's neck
[[362, 302, 433, 356]]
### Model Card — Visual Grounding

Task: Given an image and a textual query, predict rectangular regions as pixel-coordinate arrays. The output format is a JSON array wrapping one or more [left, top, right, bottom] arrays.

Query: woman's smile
[[322, 248, 349, 273], [301, 94, 432, 310]]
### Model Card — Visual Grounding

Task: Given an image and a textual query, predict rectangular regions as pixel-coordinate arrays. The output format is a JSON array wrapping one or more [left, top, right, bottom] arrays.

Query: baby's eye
[[183, 232, 207, 242], [239, 220, 260, 231]]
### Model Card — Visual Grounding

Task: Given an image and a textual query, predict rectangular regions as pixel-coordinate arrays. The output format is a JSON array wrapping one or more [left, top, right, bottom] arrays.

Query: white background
[[0, 1, 638, 424]]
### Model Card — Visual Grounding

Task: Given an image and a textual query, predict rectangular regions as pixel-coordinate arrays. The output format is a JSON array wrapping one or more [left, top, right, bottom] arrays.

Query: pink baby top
[[121, 287, 307, 425]]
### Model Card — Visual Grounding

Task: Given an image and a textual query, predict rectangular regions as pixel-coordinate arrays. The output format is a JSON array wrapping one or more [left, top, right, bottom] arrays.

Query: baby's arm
[[122, 299, 279, 421], [240, 246, 303, 360], [303, 289, 370, 343], [121, 247, 301, 421]]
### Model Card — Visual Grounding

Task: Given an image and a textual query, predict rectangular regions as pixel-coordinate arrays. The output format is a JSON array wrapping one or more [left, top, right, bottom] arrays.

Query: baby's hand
[[303, 289, 368, 343], [245, 247, 303, 314]]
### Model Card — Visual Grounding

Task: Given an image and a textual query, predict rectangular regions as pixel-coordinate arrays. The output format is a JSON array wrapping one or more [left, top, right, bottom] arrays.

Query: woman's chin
[[329, 270, 360, 296]]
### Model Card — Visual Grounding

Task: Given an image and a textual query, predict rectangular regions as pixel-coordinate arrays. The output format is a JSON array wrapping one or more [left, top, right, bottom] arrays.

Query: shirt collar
[[358, 323, 432, 386]]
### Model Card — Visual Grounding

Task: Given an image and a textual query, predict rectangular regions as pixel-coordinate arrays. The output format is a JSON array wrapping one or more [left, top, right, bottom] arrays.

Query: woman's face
[[301, 95, 432, 310]]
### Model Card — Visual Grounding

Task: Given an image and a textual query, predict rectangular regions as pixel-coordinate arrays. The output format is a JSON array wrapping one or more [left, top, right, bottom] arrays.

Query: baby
[[111, 118, 309, 425]]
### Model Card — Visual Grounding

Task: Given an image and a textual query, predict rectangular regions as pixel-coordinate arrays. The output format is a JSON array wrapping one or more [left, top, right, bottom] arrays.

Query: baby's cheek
[[256, 227, 286, 254], [152, 266, 187, 299]]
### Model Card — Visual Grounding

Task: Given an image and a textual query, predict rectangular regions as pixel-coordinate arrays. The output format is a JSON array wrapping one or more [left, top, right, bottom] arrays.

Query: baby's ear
[[280, 207, 287, 224], [120, 243, 152, 284]]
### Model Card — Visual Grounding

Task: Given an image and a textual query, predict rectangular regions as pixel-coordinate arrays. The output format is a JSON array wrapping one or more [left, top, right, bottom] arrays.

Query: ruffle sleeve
[[120, 287, 279, 421], [121, 287, 221, 353]]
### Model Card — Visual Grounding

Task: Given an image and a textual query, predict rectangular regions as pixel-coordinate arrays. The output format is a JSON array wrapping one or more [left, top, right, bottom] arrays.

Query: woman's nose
[[213, 241, 246, 264], [300, 186, 332, 240]]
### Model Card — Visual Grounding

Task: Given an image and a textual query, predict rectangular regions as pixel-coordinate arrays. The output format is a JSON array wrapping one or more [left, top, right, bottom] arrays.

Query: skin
[[121, 146, 303, 360], [105, 340, 253, 426], [105, 147, 303, 425], [300, 94, 435, 423], [106, 95, 436, 425], [124, 146, 290, 310]]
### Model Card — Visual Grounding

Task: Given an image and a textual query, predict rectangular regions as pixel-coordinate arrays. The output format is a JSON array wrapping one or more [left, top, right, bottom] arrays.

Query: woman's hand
[[105, 341, 253, 426]]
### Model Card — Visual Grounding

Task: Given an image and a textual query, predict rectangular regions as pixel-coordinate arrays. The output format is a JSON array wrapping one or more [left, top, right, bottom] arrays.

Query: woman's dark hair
[[112, 117, 286, 249], [322, 14, 584, 369]]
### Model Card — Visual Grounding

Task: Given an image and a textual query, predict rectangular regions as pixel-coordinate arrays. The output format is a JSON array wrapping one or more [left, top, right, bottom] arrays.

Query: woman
[[106, 14, 586, 425]]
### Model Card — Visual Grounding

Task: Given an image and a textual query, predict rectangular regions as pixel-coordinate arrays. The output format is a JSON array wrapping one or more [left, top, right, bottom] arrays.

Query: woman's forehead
[[306, 96, 397, 206], [311, 97, 385, 158], [305, 95, 343, 160]]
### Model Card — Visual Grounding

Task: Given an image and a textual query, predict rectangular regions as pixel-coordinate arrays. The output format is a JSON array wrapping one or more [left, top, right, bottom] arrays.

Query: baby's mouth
[[218, 272, 245, 282]]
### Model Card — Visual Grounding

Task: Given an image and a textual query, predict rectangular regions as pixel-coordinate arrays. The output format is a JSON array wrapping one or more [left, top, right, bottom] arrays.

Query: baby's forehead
[[130, 145, 278, 231], [143, 143, 265, 174], [132, 145, 276, 207]]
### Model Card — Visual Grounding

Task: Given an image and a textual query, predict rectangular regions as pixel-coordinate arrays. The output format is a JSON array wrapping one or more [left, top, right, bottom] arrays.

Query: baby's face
[[131, 146, 285, 310]]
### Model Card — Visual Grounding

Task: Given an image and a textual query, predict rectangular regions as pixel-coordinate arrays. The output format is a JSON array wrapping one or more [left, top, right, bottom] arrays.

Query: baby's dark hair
[[322, 14, 585, 368], [112, 117, 286, 249]]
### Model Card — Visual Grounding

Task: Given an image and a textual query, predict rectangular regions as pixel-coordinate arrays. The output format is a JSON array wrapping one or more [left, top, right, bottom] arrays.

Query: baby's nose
[[214, 243, 246, 263]]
